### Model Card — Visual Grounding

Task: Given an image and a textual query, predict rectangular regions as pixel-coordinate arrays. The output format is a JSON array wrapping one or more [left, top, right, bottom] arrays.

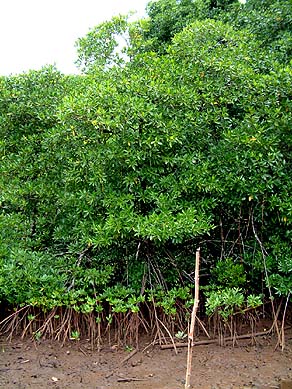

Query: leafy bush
[[205, 288, 262, 320], [0, 0, 291, 342], [211, 258, 246, 288]]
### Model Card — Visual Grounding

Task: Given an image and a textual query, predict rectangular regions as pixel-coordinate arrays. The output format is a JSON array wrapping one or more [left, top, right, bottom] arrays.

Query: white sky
[[0, 0, 149, 76]]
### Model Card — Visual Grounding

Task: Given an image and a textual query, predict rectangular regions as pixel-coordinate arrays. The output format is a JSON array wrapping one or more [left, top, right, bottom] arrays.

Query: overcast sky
[[0, 0, 149, 76]]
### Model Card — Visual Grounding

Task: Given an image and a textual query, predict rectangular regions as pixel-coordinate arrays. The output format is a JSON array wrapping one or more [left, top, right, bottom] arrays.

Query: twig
[[105, 370, 114, 379], [251, 213, 281, 346], [120, 348, 138, 365], [196, 316, 210, 338], [78, 347, 87, 356], [141, 339, 159, 353], [67, 246, 91, 291], [157, 317, 177, 355], [151, 299, 163, 346], [117, 377, 147, 382], [104, 348, 139, 381]]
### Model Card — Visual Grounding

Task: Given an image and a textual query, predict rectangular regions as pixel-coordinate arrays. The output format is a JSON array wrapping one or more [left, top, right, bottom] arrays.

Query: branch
[[161, 328, 274, 350]]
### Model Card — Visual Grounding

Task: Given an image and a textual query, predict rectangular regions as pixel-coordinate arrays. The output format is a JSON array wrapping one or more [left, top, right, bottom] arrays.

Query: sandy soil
[[0, 330, 292, 389]]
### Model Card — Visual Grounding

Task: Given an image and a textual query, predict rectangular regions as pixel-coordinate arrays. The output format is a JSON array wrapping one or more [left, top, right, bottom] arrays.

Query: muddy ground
[[0, 329, 292, 389]]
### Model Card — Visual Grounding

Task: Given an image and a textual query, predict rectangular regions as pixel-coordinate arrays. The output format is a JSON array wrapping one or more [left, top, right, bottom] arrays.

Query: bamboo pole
[[185, 247, 200, 389]]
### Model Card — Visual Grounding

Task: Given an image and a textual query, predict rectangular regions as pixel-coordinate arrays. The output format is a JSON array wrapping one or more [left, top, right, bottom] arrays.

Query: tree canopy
[[0, 0, 291, 342]]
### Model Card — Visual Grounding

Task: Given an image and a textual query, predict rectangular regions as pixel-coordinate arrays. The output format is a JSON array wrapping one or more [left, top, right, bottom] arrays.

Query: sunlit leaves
[[75, 14, 130, 73]]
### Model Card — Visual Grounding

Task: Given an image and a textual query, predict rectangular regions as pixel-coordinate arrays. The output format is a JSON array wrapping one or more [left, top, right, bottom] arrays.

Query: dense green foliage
[[0, 0, 291, 340], [140, 0, 238, 52]]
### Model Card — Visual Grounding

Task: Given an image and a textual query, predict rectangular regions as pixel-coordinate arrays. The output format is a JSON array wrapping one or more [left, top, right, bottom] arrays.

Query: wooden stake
[[185, 248, 200, 389]]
